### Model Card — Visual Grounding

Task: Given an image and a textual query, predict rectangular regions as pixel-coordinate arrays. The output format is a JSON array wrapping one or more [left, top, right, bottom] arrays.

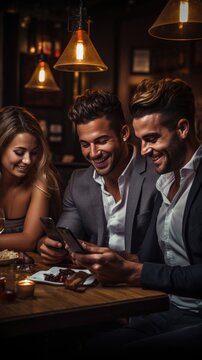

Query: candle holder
[[16, 279, 35, 299]]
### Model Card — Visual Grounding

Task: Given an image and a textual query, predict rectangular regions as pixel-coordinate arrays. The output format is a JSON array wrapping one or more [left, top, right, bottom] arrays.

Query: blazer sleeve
[[139, 184, 202, 298], [57, 170, 87, 239], [141, 262, 202, 298]]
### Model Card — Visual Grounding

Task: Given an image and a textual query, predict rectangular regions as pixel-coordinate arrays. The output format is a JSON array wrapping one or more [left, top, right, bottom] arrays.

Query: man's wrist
[[127, 262, 143, 286]]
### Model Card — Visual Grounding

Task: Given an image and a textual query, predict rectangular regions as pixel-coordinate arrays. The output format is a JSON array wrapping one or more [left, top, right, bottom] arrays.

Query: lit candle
[[16, 279, 35, 299]]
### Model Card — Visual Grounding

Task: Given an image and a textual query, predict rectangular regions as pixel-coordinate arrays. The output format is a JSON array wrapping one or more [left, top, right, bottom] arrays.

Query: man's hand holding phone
[[38, 235, 68, 265], [57, 227, 87, 254], [40, 217, 65, 246]]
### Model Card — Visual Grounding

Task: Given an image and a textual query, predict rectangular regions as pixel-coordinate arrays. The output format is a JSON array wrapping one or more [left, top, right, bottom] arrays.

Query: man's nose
[[141, 141, 152, 157], [89, 144, 100, 158]]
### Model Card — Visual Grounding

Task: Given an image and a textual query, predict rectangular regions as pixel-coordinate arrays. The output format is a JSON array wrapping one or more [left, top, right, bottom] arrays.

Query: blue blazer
[[139, 159, 202, 298], [57, 149, 158, 253]]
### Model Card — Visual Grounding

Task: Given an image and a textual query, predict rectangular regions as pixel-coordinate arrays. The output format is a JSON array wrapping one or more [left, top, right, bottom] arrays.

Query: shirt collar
[[156, 144, 202, 191]]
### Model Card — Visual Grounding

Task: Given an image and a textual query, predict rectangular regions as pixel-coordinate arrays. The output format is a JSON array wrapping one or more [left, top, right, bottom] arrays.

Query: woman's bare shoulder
[[33, 177, 51, 198]]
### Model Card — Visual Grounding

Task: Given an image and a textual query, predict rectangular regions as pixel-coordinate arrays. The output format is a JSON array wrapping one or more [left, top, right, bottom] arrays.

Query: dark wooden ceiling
[[0, 0, 167, 22]]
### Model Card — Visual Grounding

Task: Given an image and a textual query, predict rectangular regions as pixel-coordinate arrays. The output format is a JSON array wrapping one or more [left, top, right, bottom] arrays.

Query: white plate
[[28, 267, 95, 286]]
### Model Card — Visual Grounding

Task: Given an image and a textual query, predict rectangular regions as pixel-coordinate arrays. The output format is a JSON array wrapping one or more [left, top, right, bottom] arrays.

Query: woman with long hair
[[0, 106, 61, 251]]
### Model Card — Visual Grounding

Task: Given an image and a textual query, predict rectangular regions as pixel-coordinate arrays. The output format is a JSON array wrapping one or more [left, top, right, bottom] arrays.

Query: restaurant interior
[[1, 0, 202, 167], [1, 0, 202, 352]]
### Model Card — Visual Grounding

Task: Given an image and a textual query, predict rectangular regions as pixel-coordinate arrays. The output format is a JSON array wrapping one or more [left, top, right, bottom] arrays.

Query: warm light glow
[[148, 0, 202, 41], [39, 63, 46, 82], [179, 1, 189, 22], [25, 55, 60, 92], [76, 41, 84, 60], [16, 279, 35, 299], [29, 46, 36, 54], [54, 29, 108, 72], [18, 279, 33, 286]]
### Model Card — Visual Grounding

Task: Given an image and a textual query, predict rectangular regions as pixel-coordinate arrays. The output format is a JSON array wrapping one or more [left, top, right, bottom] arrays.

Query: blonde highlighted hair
[[0, 106, 62, 220]]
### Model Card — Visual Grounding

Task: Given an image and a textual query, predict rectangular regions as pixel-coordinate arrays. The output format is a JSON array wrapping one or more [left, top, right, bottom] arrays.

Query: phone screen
[[57, 227, 87, 254]]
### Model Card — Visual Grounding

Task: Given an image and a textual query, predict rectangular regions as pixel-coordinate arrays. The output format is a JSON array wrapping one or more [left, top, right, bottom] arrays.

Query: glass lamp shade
[[54, 29, 108, 72], [25, 58, 60, 92], [148, 0, 202, 41]]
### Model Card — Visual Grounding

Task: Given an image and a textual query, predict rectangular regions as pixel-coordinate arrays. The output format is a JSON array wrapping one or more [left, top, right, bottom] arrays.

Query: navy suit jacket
[[139, 159, 202, 298], [57, 149, 158, 253]]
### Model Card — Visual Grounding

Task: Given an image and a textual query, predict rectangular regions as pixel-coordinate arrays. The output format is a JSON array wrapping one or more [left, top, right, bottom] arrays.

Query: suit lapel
[[183, 160, 202, 239], [125, 152, 146, 252], [88, 173, 106, 246]]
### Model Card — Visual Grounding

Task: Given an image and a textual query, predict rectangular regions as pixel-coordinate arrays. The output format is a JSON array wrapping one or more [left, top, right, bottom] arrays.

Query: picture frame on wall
[[131, 49, 150, 74], [49, 123, 63, 143]]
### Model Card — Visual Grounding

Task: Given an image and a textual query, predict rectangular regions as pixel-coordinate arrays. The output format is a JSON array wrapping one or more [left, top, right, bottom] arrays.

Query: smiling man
[[72, 78, 202, 352], [38, 89, 158, 264], [122, 77, 202, 349]]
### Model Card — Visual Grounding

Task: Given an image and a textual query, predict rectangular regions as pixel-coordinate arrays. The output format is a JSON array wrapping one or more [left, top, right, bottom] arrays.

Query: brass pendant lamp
[[148, 0, 202, 41], [54, 0, 108, 72], [25, 52, 60, 92]]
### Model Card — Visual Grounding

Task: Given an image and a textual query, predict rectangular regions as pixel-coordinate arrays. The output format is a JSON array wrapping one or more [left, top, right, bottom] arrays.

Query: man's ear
[[176, 118, 189, 139], [121, 124, 130, 141]]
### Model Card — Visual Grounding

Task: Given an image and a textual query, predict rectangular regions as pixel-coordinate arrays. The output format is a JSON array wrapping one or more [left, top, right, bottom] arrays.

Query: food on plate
[[64, 271, 92, 291], [44, 268, 75, 283], [0, 249, 18, 260]]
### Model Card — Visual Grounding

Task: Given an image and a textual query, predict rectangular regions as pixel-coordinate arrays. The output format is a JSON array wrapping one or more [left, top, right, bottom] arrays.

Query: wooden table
[[0, 253, 169, 339]]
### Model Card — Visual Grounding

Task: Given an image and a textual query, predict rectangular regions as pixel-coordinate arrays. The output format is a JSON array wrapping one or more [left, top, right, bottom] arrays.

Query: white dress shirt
[[156, 145, 202, 311], [94, 146, 136, 251]]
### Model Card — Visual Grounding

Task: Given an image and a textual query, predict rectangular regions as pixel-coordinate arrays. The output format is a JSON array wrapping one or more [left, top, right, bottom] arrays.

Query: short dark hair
[[130, 78, 195, 132], [68, 89, 126, 135]]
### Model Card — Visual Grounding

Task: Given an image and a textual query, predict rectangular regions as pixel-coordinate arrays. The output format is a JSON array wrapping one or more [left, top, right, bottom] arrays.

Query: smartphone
[[57, 227, 87, 254], [40, 217, 64, 245]]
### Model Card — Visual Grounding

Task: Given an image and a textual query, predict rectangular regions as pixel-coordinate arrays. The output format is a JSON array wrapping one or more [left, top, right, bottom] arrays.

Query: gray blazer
[[57, 150, 158, 253]]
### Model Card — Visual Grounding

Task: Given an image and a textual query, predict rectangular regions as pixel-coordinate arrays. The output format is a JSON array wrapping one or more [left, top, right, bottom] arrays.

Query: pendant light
[[148, 0, 202, 41], [25, 51, 60, 91], [25, 17, 60, 92], [54, 0, 108, 72]]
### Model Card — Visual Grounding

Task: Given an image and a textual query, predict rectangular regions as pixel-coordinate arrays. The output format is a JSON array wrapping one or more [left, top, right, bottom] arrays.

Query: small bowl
[[0, 255, 19, 266]]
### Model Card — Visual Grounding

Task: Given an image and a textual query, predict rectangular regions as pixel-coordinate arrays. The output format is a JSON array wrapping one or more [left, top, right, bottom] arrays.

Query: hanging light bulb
[[148, 0, 202, 41], [54, 0, 108, 72], [76, 40, 84, 60], [25, 52, 60, 91], [179, 1, 189, 23]]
